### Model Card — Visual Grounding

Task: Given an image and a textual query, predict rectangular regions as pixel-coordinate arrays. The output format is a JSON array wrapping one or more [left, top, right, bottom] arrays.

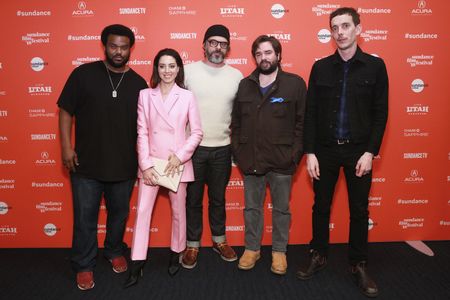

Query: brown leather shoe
[[271, 251, 287, 275], [213, 241, 237, 262], [76, 271, 94, 290], [110, 256, 128, 273], [350, 261, 379, 298], [181, 247, 199, 269], [238, 249, 261, 270], [296, 250, 327, 280]]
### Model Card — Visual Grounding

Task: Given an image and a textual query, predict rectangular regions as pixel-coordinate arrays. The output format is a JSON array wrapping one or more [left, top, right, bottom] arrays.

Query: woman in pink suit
[[124, 48, 202, 287]]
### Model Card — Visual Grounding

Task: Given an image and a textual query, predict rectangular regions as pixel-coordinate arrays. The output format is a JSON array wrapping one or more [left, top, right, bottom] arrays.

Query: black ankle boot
[[168, 251, 181, 277], [123, 260, 145, 288]]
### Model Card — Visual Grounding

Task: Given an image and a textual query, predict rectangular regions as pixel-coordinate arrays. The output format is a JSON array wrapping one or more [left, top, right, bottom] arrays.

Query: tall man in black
[[296, 8, 388, 298], [58, 24, 147, 290]]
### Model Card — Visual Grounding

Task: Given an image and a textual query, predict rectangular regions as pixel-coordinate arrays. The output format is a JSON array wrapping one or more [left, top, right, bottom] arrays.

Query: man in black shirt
[[296, 8, 388, 298], [57, 24, 147, 290]]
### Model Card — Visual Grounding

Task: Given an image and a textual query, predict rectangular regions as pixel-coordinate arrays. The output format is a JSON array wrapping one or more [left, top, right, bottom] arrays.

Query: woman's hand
[[142, 167, 159, 185], [165, 154, 182, 177]]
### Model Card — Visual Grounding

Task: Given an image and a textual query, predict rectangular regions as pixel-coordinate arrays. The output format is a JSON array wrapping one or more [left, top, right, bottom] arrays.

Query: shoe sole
[[296, 262, 327, 280], [77, 282, 95, 291], [109, 258, 128, 273], [271, 266, 287, 275], [237, 255, 261, 270], [212, 247, 238, 262], [181, 260, 197, 269]]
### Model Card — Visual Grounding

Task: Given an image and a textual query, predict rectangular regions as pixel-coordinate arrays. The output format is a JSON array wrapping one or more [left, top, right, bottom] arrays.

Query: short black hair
[[330, 7, 360, 27], [101, 24, 135, 47]]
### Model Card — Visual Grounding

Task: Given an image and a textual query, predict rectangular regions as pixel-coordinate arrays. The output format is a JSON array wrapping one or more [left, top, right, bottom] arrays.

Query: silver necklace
[[104, 62, 125, 98]]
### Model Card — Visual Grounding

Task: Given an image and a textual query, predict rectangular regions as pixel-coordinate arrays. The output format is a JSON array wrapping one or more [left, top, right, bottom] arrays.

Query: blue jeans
[[70, 173, 135, 272], [243, 172, 292, 252], [186, 145, 231, 246]]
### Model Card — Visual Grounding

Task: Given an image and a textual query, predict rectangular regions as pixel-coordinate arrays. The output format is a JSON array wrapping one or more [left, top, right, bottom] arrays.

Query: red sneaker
[[110, 256, 128, 273], [76, 271, 94, 290]]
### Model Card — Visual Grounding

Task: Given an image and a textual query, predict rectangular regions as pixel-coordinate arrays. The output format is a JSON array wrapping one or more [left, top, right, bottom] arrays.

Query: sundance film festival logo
[[227, 178, 244, 190], [35, 151, 56, 166], [16, 10, 51, 17], [404, 169, 424, 183], [30, 57, 48, 72], [180, 51, 195, 65], [220, 5, 245, 18], [170, 32, 197, 40], [36, 201, 63, 213], [168, 6, 196, 16], [406, 104, 429, 115], [271, 4, 289, 19], [0, 201, 12, 215], [72, 56, 100, 66], [31, 133, 56, 141], [29, 84, 52, 96], [357, 7, 391, 14], [72, 1, 94, 17], [267, 32, 292, 43], [412, 0, 432, 16], [397, 198, 428, 205], [407, 55, 433, 67], [0, 179, 15, 189], [0, 159, 16, 165], [226, 225, 244, 232], [404, 128, 429, 137], [130, 27, 145, 42], [399, 217, 424, 229], [43, 223, 60, 236], [0, 225, 17, 236], [403, 152, 428, 159], [411, 79, 428, 93], [29, 109, 56, 118], [119, 7, 146, 15], [312, 4, 340, 16], [22, 32, 50, 45], [361, 29, 388, 42], [368, 196, 382, 207], [317, 29, 331, 43]]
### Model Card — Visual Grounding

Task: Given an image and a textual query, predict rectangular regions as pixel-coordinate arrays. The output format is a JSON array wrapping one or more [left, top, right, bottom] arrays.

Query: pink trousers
[[131, 180, 187, 260]]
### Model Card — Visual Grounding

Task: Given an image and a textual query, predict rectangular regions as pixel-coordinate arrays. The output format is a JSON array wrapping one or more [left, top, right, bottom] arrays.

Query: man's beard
[[258, 60, 278, 75], [206, 48, 225, 64], [105, 50, 130, 68]]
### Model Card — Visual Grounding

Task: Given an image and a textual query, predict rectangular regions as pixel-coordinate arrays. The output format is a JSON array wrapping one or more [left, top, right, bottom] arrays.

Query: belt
[[336, 139, 350, 145]]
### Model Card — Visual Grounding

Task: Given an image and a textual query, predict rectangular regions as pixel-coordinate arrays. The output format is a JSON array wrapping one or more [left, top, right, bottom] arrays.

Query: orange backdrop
[[0, 0, 449, 248]]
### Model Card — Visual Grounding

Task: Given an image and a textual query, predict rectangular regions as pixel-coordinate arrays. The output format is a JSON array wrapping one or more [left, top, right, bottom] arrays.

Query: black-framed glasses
[[207, 39, 229, 49]]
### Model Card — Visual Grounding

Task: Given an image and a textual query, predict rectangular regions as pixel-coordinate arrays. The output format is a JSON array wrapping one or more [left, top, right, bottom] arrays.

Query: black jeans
[[310, 143, 372, 264], [70, 173, 135, 272], [186, 145, 231, 246]]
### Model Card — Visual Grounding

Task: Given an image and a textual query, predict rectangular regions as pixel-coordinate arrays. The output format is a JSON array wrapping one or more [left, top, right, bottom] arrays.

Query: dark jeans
[[70, 173, 135, 272], [186, 145, 231, 246], [310, 143, 372, 264]]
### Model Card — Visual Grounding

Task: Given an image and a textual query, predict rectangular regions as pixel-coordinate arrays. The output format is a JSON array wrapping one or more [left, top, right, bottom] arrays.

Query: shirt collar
[[332, 46, 366, 65]]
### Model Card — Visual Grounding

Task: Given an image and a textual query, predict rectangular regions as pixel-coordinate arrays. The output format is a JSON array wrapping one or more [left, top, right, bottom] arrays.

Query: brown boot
[[213, 241, 237, 262], [271, 251, 287, 275], [181, 247, 199, 269], [296, 250, 327, 280], [238, 249, 261, 270], [350, 261, 379, 298]]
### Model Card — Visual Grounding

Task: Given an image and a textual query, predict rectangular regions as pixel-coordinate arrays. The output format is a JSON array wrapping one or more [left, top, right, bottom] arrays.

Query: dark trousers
[[70, 173, 135, 272], [186, 145, 231, 245], [310, 143, 372, 265]]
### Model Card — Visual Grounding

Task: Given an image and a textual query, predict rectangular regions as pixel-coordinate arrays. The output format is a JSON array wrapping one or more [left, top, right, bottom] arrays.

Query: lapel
[[150, 84, 181, 129]]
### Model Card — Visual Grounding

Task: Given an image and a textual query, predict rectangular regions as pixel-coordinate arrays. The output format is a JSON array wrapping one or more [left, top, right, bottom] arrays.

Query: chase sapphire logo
[[270, 97, 285, 103]]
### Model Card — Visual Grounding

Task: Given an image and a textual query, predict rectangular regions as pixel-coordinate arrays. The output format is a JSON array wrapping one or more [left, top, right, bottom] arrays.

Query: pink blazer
[[136, 84, 203, 182]]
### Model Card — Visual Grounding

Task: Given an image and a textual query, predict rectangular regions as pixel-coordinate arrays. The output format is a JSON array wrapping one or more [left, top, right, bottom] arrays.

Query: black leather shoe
[[296, 250, 327, 280], [350, 261, 379, 298], [123, 260, 145, 288], [168, 251, 181, 277]]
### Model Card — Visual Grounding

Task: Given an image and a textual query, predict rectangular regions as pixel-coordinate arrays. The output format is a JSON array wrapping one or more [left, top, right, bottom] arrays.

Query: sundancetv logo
[[411, 79, 428, 93], [403, 152, 428, 159], [31, 133, 57, 141], [220, 5, 245, 17], [30, 57, 47, 72], [119, 7, 147, 15], [170, 32, 197, 40], [224, 58, 248, 66], [317, 29, 331, 43], [271, 4, 289, 19]]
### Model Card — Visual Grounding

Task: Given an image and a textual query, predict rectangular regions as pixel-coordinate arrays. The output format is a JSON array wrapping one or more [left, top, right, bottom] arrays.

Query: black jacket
[[231, 68, 307, 175], [304, 47, 388, 155]]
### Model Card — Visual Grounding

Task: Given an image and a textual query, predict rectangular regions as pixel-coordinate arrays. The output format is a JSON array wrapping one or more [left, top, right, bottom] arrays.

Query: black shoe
[[296, 250, 327, 280], [123, 260, 145, 288], [168, 251, 181, 277], [350, 261, 379, 298]]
